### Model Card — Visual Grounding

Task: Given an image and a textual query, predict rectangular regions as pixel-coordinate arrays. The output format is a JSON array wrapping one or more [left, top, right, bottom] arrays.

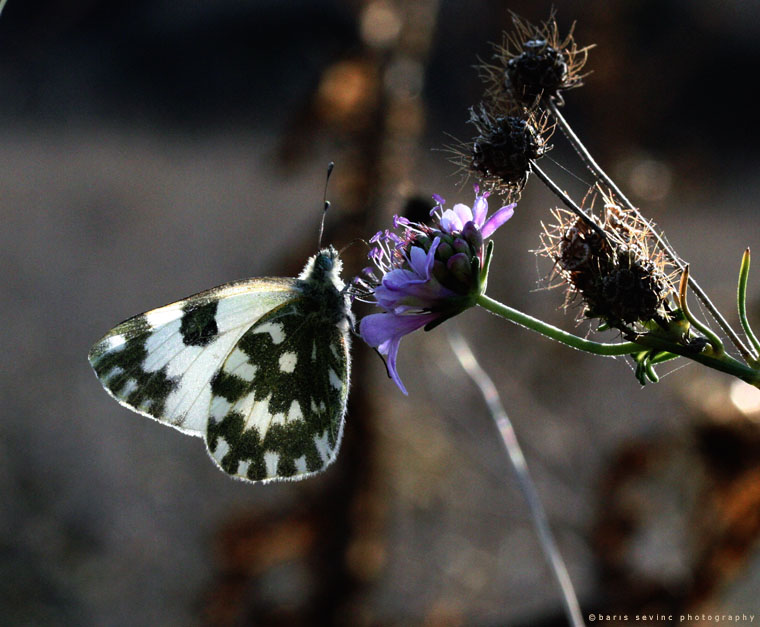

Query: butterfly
[[88, 246, 353, 483]]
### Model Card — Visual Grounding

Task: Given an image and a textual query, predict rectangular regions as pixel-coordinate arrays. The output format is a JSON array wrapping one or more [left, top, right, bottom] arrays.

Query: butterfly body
[[89, 247, 352, 483]]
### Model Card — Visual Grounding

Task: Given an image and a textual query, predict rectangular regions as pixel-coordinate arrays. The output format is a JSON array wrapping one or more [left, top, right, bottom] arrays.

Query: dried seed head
[[507, 38, 569, 104], [539, 196, 675, 330], [469, 105, 550, 196], [448, 104, 551, 201], [481, 12, 592, 108]]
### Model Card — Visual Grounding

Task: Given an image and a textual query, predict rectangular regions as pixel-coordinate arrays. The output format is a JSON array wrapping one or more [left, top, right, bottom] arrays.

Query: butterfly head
[[298, 246, 345, 291], [313, 247, 338, 273]]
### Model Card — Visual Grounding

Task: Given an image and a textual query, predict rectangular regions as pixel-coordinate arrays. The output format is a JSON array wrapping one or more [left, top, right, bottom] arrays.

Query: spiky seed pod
[[480, 12, 592, 109], [539, 199, 675, 330], [448, 105, 551, 201], [506, 38, 569, 105], [469, 105, 550, 195]]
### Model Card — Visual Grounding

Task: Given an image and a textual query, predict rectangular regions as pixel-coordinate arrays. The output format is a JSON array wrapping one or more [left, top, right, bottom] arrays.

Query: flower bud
[[452, 237, 471, 257], [462, 221, 483, 252], [415, 234, 432, 252], [436, 241, 454, 261], [446, 252, 474, 288], [431, 259, 449, 286]]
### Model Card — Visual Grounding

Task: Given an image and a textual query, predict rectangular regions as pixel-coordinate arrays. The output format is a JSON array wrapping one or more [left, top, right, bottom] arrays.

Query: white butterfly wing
[[89, 247, 352, 484], [88, 278, 299, 436]]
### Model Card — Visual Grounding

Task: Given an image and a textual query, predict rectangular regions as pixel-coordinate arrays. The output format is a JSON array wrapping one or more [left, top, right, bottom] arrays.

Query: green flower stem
[[476, 293, 760, 386], [476, 293, 641, 356], [633, 333, 760, 385], [648, 351, 680, 366], [738, 248, 760, 361]]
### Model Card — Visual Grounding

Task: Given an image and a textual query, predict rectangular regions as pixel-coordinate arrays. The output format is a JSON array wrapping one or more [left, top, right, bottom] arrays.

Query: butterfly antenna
[[318, 161, 335, 250]]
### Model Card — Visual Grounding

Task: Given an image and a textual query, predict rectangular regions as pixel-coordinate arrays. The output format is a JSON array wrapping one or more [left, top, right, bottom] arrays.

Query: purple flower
[[438, 194, 515, 241], [358, 189, 515, 394]]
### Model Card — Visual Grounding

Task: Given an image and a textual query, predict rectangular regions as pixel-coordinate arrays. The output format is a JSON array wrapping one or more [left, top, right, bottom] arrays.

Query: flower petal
[[472, 194, 489, 225], [378, 335, 407, 394], [375, 278, 456, 312], [373, 239, 450, 311], [481, 203, 516, 238], [378, 268, 419, 289], [360, 311, 440, 394], [408, 244, 430, 278], [421, 237, 441, 278], [452, 203, 474, 227], [440, 208, 463, 234], [360, 311, 432, 347]]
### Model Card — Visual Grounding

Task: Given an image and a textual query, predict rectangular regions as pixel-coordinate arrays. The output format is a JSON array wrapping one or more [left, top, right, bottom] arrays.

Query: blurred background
[[2, 1, 760, 625]]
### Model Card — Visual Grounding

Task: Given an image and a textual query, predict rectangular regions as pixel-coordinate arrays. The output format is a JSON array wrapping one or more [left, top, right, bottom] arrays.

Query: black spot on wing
[[180, 301, 219, 346], [210, 370, 249, 402], [91, 332, 178, 418], [277, 456, 297, 477], [207, 411, 268, 480], [207, 410, 328, 480], [124, 366, 176, 417]]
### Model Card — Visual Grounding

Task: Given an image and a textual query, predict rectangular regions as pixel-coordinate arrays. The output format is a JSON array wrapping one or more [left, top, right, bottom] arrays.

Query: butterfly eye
[[316, 254, 334, 272]]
